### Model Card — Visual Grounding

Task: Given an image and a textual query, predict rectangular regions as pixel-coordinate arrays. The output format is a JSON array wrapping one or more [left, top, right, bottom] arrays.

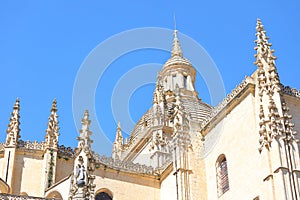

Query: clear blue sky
[[0, 1, 299, 155]]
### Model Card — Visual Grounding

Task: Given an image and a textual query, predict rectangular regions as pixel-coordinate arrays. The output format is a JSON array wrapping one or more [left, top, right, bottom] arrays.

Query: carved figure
[[76, 163, 86, 187]]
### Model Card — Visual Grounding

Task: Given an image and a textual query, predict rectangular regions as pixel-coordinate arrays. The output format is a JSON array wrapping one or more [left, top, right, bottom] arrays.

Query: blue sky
[[0, 1, 299, 155]]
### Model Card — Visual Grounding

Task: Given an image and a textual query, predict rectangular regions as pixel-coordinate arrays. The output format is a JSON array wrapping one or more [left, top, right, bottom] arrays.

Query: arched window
[[183, 75, 187, 89], [95, 192, 112, 200], [216, 154, 229, 197], [95, 189, 113, 200], [20, 192, 28, 196], [46, 191, 63, 199]]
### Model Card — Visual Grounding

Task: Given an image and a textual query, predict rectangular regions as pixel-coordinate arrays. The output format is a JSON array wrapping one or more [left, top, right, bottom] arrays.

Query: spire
[[115, 122, 123, 144], [254, 18, 277, 65], [77, 110, 93, 152], [164, 29, 192, 68], [254, 19, 285, 152], [45, 98, 60, 150], [5, 98, 21, 147], [171, 30, 183, 57], [254, 18, 280, 94], [70, 110, 96, 200], [112, 122, 123, 159]]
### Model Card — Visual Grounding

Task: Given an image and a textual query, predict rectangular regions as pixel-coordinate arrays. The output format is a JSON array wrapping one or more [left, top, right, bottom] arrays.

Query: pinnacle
[[254, 18, 277, 63], [114, 121, 123, 144], [51, 98, 58, 112], [171, 30, 183, 57], [81, 109, 91, 127], [256, 18, 263, 30], [255, 18, 271, 46], [45, 98, 60, 149], [5, 98, 21, 146], [83, 110, 89, 120], [14, 98, 20, 110]]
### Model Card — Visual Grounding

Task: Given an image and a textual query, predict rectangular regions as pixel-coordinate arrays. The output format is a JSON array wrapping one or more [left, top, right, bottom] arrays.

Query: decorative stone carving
[[45, 99, 60, 150], [112, 122, 123, 160], [5, 98, 21, 147], [149, 132, 167, 152], [18, 140, 46, 151], [0, 143, 4, 151], [254, 19, 299, 152], [254, 18, 281, 98], [94, 153, 171, 175], [281, 101, 298, 143], [281, 86, 300, 99], [57, 145, 75, 159], [153, 74, 165, 105], [69, 110, 95, 200], [201, 77, 252, 129], [76, 110, 93, 154], [75, 156, 86, 187], [0, 193, 54, 199]]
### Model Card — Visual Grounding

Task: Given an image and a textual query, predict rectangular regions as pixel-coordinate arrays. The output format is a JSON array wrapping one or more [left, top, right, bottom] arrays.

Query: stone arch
[[95, 188, 113, 200], [20, 192, 28, 196], [46, 190, 63, 199], [0, 178, 10, 194]]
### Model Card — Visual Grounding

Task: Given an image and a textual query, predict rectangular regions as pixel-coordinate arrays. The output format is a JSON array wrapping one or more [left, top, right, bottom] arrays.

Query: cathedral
[[0, 19, 299, 200]]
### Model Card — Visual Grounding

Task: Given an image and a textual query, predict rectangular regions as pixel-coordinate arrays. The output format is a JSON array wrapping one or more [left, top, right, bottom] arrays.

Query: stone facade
[[0, 19, 299, 200]]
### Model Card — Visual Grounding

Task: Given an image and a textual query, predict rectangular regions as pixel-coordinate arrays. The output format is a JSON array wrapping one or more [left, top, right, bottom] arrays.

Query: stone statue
[[75, 163, 86, 187]]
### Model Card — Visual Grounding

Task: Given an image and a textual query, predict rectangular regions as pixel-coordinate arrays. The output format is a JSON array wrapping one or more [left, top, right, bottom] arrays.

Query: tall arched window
[[216, 154, 229, 197]]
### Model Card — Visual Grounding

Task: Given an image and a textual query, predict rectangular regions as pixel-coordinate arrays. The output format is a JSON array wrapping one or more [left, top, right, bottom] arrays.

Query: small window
[[172, 74, 177, 89], [216, 154, 229, 197], [183, 75, 187, 89]]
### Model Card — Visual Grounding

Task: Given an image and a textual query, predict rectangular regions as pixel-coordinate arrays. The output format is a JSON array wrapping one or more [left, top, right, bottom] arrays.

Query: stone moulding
[[57, 145, 75, 158], [281, 86, 300, 99], [14, 140, 75, 159], [93, 153, 171, 176], [201, 77, 254, 131], [0, 193, 55, 199], [17, 140, 46, 151]]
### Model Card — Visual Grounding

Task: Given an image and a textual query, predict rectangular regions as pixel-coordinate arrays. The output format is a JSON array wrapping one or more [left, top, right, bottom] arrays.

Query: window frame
[[216, 154, 229, 197]]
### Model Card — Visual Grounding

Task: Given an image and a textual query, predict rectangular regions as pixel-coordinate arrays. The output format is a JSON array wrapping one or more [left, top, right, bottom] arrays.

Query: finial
[[5, 98, 21, 147], [254, 18, 277, 65], [116, 122, 122, 137], [171, 30, 183, 57], [113, 121, 123, 159], [117, 122, 121, 130], [14, 98, 20, 109], [77, 110, 93, 150], [81, 110, 91, 127], [45, 98, 60, 149], [255, 19, 273, 51], [173, 13, 177, 30], [115, 122, 123, 141], [51, 98, 57, 112]]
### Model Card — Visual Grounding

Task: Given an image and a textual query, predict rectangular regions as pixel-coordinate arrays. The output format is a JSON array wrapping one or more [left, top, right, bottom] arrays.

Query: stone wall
[[203, 92, 268, 199], [93, 167, 160, 200], [12, 152, 44, 197]]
